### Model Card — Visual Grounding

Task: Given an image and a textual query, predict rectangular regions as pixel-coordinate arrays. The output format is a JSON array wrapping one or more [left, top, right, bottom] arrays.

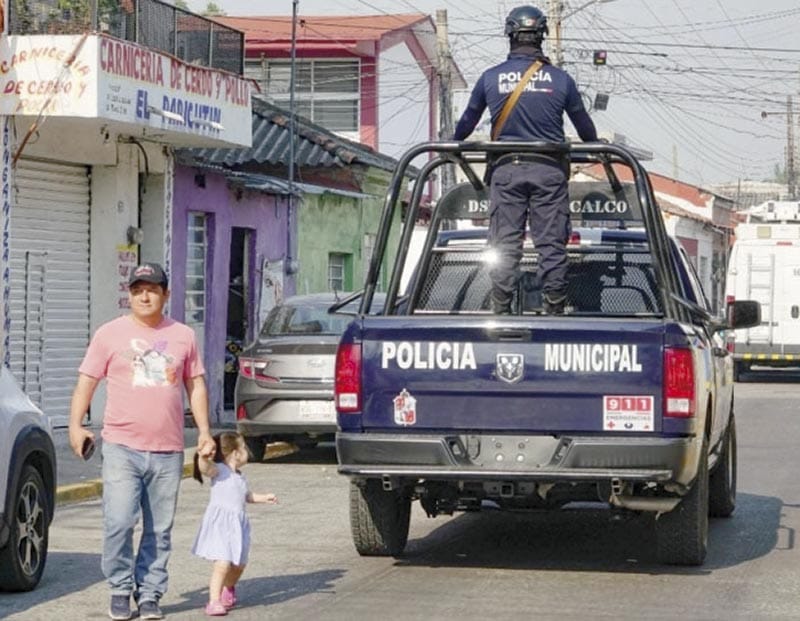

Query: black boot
[[543, 290, 567, 315], [490, 294, 512, 315]]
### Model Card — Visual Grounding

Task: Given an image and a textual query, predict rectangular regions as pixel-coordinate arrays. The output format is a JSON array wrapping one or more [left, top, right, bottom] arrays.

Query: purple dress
[[192, 463, 251, 564]]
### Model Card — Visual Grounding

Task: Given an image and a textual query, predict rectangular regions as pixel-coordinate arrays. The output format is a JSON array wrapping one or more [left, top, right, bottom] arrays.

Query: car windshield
[[260, 299, 355, 336]]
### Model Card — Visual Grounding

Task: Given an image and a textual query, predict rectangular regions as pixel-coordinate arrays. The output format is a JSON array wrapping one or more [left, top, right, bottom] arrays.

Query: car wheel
[[0, 465, 50, 591], [244, 435, 267, 462], [655, 437, 709, 566], [349, 479, 411, 557], [709, 412, 737, 518]]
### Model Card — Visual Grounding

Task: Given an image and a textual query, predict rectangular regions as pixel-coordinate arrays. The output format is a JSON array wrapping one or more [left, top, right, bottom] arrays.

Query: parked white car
[[0, 367, 56, 591]]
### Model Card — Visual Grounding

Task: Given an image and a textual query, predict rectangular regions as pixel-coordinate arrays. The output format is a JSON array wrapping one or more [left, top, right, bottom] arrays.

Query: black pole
[[287, 0, 299, 273]]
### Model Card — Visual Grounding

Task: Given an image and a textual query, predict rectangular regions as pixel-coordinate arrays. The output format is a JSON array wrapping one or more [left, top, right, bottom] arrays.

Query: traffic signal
[[593, 50, 607, 66]]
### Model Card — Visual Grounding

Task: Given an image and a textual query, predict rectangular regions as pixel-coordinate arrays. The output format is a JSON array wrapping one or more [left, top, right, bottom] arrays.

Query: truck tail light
[[236, 404, 247, 420], [335, 343, 362, 413], [663, 347, 695, 418]]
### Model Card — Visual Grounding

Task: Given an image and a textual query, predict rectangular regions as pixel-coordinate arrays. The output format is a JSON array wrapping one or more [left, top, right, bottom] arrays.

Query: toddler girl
[[192, 432, 277, 616]]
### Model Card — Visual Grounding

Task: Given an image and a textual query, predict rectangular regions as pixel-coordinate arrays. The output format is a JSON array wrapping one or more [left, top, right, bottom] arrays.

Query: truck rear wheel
[[655, 439, 709, 565], [709, 412, 737, 518], [349, 479, 411, 556]]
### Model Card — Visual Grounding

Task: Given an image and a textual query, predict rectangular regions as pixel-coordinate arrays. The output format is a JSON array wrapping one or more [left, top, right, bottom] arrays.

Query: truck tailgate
[[359, 317, 667, 434]]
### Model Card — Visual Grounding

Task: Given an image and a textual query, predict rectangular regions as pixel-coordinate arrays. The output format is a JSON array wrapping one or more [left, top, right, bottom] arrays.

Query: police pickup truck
[[333, 142, 760, 566]]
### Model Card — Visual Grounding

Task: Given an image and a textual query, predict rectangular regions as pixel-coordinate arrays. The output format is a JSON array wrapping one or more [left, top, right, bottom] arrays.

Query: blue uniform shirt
[[454, 52, 596, 142]]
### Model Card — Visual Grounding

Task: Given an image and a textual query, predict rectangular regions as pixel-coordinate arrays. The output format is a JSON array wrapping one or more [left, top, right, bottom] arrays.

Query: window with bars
[[328, 253, 352, 292], [185, 212, 208, 329], [245, 59, 360, 132]]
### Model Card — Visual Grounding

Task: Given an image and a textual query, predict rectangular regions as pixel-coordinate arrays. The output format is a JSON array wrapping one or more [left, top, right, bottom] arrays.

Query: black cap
[[129, 262, 169, 288]]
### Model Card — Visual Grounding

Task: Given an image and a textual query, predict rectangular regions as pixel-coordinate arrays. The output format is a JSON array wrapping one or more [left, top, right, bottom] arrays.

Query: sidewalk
[[54, 425, 296, 505]]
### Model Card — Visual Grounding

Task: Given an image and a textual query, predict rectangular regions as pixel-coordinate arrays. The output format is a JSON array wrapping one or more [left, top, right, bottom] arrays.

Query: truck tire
[[349, 479, 411, 557], [733, 362, 746, 382], [0, 465, 50, 591], [655, 438, 709, 566], [709, 412, 737, 518]]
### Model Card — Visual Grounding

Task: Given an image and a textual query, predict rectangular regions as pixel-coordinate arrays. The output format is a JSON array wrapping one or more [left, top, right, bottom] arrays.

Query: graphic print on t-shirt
[[128, 338, 178, 386]]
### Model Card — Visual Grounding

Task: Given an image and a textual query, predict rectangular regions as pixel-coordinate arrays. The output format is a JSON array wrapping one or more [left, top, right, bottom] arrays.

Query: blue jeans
[[102, 441, 183, 601]]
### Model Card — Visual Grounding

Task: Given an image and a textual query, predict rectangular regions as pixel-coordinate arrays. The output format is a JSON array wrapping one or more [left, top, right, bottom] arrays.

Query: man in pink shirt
[[69, 262, 215, 621]]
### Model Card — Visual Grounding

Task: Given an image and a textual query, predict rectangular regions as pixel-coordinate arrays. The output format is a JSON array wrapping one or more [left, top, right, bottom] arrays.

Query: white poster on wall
[[258, 258, 285, 330]]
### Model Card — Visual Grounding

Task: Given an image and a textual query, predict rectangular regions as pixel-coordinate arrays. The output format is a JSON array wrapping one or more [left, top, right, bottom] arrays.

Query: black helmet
[[505, 5, 548, 40]]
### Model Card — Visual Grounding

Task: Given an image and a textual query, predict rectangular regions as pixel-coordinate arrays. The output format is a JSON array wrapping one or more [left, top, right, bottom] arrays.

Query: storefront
[[0, 34, 252, 425]]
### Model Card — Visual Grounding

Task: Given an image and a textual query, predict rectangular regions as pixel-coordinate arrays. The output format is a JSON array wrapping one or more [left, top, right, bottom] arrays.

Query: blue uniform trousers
[[488, 159, 570, 309]]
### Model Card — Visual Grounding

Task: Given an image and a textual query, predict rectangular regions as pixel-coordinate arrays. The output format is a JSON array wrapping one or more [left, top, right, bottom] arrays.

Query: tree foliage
[[202, 2, 225, 15]]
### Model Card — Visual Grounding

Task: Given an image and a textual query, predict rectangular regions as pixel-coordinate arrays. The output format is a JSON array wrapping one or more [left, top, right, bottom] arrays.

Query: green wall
[[294, 169, 402, 295]]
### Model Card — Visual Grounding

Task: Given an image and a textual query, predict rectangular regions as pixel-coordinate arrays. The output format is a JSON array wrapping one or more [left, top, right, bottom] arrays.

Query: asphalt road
[[2, 375, 800, 620]]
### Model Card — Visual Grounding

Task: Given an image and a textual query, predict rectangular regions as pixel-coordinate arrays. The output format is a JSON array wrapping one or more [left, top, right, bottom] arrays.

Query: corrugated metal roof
[[181, 96, 400, 172], [229, 171, 373, 199], [176, 160, 374, 199]]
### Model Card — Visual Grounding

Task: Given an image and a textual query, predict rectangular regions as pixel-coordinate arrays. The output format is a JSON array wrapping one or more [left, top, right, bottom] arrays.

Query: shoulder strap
[[491, 60, 543, 140]]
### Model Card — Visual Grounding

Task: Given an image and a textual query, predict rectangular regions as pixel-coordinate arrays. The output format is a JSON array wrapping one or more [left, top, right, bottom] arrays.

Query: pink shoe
[[205, 600, 227, 616], [221, 586, 236, 609]]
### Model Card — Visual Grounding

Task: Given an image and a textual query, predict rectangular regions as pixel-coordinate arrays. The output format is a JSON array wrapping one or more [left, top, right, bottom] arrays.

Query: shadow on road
[[0, 552, 103, 615], [737, 367, 800, 383], [166, 569, 347, 614], [395, 492, 786, 575]]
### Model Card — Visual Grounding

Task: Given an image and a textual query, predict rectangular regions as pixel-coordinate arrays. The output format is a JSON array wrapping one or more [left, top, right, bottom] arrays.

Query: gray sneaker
[[138, 600, 164, 620], [108, 595, 131, 621]]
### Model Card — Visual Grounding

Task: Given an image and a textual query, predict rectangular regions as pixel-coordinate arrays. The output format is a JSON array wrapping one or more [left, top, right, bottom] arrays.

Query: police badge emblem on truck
[[496, 353, 524, 384]]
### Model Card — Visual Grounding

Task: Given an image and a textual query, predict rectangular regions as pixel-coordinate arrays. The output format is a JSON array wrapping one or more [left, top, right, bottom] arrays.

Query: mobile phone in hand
[[82, 437, 96, 461]]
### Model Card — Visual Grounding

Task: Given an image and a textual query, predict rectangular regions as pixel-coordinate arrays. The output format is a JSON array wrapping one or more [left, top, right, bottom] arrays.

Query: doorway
[[225, 227, 253, 410]]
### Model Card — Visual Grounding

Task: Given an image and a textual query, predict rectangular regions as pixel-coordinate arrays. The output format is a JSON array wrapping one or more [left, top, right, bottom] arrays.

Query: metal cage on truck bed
[[355, 141, 700, 325]]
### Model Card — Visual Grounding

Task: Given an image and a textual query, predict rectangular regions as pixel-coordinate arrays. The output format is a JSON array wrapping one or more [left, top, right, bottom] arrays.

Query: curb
[[56, 441, 298, 506]]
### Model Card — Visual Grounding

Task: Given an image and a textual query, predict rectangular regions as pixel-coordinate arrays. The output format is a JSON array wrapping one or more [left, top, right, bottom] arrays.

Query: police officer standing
[[453, 5, 598, 314]]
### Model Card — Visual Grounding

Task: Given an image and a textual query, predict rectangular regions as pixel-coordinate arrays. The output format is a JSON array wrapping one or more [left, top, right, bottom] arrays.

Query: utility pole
[[761, 97, 800, 199], [287, 0, 298, 274], [787, 95, 796, 199], [548, 0, 564, 67], [672, 144, 678, 179], [436, 9, 455, 192]]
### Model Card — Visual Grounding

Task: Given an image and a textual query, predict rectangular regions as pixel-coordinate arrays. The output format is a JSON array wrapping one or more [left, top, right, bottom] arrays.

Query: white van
[[725, 205, 800, 379]]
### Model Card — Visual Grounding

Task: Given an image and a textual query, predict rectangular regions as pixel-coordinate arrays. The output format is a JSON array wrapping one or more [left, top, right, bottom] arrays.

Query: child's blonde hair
[[192, 432, 245, 484]]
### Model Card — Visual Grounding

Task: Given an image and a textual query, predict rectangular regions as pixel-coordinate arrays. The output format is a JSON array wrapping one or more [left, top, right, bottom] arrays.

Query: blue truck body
[[333, 142, 760, 565]]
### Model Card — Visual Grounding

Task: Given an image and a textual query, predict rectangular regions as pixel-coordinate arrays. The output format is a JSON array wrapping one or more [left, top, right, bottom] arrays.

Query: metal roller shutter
[[9, 159, 90, 427]]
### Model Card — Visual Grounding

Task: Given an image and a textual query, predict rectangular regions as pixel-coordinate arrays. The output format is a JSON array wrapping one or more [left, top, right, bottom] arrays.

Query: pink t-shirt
[[79, 315, 205, 452]]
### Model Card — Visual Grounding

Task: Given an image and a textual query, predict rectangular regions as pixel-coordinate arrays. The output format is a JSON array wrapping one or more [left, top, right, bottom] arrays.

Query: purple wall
[[171, 166, 291, 423]]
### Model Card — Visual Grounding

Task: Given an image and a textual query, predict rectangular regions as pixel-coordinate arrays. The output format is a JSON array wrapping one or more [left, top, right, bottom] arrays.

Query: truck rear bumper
[[336, 432, 693, 483]]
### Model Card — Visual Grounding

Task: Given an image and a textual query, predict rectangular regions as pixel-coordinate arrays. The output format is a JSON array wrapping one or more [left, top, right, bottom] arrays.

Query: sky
[[185, 0, 800, 189]]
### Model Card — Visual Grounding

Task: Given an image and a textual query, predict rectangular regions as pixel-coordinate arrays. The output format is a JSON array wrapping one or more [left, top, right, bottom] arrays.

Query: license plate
[[298, 400, 335, 420]]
